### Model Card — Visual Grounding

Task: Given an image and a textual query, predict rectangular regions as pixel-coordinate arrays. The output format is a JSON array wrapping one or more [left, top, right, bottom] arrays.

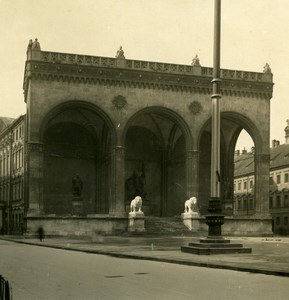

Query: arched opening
[[198, 112, 261, 216], [234, 129, 255, 216], [41, 103, 114, 215], [124, 108, 191, 217]]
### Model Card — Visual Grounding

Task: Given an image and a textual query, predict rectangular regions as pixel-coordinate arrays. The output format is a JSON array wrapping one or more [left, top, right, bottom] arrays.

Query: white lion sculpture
[[130, 196, 143, 213], [184, 197, 198, 214]]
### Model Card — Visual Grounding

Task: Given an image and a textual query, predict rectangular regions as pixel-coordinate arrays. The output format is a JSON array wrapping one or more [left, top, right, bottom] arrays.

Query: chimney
[[251, 146, 255, 154], [285, 119, 289, 144], [235, 150, 240, 156], [242, 148, 247, 154]]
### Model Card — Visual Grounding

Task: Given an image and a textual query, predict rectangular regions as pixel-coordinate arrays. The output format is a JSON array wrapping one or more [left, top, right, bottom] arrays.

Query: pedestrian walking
[[37, 226, 44, 242]]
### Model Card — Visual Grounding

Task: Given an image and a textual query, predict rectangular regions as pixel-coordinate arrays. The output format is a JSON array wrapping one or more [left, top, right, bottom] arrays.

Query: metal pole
[[205, 0, 224, 238], [211, 0, 221, 198]]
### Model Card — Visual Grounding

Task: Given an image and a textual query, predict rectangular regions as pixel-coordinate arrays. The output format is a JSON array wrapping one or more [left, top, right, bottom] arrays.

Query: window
[[285, 173, 289, 183], [250, 199, 254, 209], [249, 180, 253, 189], [238, 182, 241, 191], [244, 181, 247, 190], [269, 176, 273, 185], [284, 217, 288, 226], [238, 200, 241, 210], [276, 217, 280, 226], [276, 196, 281, 208], [284, 195, 289, 207], [277, 174, 281, 184], [243, 199, 247, 211], [269, 197, 273, 208]]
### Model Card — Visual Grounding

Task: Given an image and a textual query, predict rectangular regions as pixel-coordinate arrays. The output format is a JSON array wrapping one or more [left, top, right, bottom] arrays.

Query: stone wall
[[25, 216, 128, 238]]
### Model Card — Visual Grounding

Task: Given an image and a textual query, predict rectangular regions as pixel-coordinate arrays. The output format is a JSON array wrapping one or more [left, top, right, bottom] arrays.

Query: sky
[[1, 0, 288, 150]]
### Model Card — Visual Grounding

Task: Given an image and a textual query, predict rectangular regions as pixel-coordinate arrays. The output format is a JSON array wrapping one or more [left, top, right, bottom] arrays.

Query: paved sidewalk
[[1, 235, 289, 277]]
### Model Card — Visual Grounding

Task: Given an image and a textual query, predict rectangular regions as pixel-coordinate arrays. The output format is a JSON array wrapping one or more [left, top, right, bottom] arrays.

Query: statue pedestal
[[182, 212, 201, 231], [72, 197, 84, 216], [128, 212, 145, 233]]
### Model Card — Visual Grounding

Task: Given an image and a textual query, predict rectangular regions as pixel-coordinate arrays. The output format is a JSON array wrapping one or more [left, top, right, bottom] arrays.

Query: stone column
[[254, 153, 271, 217], [186, 150, 200, 198], [109, 146, 126, 216], [26, 142, 44, 216]]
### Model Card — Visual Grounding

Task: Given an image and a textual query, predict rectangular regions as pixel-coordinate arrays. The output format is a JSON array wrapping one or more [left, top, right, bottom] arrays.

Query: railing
[[0, 275, 12, 300], [39, 51, 268, 82]]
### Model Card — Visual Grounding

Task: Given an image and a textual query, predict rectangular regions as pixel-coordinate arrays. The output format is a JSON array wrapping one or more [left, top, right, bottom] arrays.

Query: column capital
[[27, 142, 44, 153], [186, 149, 200, 159], [112, 146, 126, 157], [254, 153, 270, 162]]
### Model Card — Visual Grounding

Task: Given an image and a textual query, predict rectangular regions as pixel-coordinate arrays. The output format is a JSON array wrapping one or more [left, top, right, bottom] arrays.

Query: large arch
[[39, 100, 117, 144], [122, 106, 193, 217], [39, 101, 117, 215], [197, 111, 268, 216]]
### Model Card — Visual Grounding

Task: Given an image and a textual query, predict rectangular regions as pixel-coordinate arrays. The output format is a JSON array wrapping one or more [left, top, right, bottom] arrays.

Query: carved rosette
[[188, 101, 202, 115], [112, 95, 127, 110]]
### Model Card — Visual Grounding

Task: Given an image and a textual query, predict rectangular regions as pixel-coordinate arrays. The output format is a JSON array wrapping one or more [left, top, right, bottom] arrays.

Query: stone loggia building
[[1, 39, 274, 236]]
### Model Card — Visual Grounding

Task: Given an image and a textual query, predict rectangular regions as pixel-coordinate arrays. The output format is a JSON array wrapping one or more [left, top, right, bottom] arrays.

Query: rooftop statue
[[191, 54, 201, 66], [263, 62, 271, 73], [116, 46, 125, 59], [31, 38, 41, 50], [27, 39, 33, 52]]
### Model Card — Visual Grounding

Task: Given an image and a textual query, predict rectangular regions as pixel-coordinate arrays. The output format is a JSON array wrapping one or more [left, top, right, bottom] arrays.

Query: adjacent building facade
[[1, 39, 274, 236], [234, 121, 289, 234], [0, 116, 26, 234]]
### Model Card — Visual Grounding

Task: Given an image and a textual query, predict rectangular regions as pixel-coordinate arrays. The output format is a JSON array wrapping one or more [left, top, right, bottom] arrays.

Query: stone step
[[144, 217, 191, 235], [181, 245, 252, 255], [188, 242, 244, 248]]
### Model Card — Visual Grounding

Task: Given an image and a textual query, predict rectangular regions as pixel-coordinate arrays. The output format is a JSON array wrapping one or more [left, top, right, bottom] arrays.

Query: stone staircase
[[144, 216, 196, 236]]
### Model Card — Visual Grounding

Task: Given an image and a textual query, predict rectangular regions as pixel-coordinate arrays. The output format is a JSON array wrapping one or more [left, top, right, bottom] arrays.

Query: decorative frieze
[[33, 48, 272, 83], [24, 45, 273, 100]]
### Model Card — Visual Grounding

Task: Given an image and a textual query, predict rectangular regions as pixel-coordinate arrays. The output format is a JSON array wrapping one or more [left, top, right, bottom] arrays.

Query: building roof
[[234, 143, 289, 177], [0, 116, 15, 134], [234, 152, 254, 177], [270, 144, 289, 170]]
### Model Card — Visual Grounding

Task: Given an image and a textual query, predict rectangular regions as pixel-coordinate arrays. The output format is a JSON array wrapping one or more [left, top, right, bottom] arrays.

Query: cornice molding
[[24, 60, 273, 100]]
